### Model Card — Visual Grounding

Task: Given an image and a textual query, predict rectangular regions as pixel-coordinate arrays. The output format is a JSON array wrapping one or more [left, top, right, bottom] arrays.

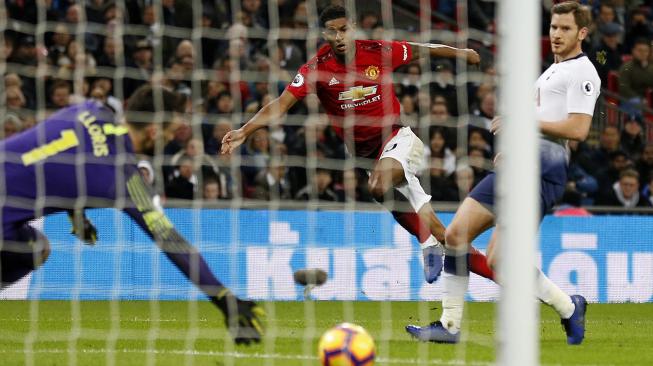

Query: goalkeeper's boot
[[405, 321, 459, 343], [217, 293, 265, 345], [422, 237, 444, 283], [561, 294, 587, 345]]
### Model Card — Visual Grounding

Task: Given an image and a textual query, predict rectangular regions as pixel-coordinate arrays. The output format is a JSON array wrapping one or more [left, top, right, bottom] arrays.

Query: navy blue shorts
[[469, 140, 567, 219]]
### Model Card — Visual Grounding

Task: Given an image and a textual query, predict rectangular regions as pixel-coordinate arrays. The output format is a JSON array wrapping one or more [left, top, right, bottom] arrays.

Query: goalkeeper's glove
[[67, 210, 98, 245], [215, 290, 265, 345]]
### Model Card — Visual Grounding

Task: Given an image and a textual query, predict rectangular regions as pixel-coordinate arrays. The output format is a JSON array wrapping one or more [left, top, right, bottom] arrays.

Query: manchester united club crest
[[364, 65, 380, 80]]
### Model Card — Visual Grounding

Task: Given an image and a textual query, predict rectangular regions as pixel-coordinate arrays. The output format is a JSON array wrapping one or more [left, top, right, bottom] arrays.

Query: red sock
[[391, 210, 431, 243], [468, 247, 495, 281]]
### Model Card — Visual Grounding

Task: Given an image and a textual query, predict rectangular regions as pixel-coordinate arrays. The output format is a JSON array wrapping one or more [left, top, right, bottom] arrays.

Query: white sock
[[535, 269, 575, 319], [419, 235, 442, 250], [439, 271, 469, 334]]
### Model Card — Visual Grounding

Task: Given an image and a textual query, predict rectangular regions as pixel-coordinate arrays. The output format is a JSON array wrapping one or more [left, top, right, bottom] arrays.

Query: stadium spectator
[[430, 59, 457, 112], [595, 168, 651, 207], [642, 175, 653, 206], [295, 168, 339, 201], [213, 57, 252, 105], [618, 38, 653, 114], [242, 0, 268, 29], [620, 115, 646, 160], [624, 9, 653, 52], [137, 159, 164, 211], [205, 118, 233, 155], [202, 177, 220, 200], [425, 156, 459, 202], [590, 22, 623, 85], [470, 91, 496, 151], [591, 3, 619, 48], [96, 37, 119, 67], [636, 143, 653, 186], [48, 80, 72, 110], [468, 0, 495, 32], [430, 101, 450, 126], [467, 146, 490, 186], [336, 169, 374, 203], [400, 94, 418, 129], [596, 149, 632, 197], [161, 0, 193, 28], [252, 158, 292, 200], [2, 113, 23, 139], [589, 125, 621, 174], [567, 140, 600, 204], [125, 39, 154, 97], [241, 128, 270, 186], [165, 155, 198, 200], [454, 165, 475, 197], [209, 91, 236, 117], [5, 86, 26, 113], [213, 153, 236, 199], [422, 127, 456, 177], [468, 128, 493, 156], [8, 35, 37, 66], [48, 23, 72, 66], [56, 39, 97, 80], [170, 138, 218, 181], [164, 120, 192, 156]]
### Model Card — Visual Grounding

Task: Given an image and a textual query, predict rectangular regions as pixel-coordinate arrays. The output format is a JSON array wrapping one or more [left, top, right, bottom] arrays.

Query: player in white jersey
[[406, 1, 599, 345]]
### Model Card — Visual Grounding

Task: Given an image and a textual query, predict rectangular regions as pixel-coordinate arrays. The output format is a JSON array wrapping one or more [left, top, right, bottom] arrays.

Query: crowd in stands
[[2, 0, 653, 209]]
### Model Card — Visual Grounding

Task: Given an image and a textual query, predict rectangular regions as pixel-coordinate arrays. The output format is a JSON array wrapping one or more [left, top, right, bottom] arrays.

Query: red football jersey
[[285, 40, 413, 158]]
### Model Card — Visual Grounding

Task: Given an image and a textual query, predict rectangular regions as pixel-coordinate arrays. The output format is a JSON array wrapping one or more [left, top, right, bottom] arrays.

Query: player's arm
[[539, 113, 592, 141], [123, 173, 264, 344], [221, 90, 298, 154], [407, 42, 480, 65]]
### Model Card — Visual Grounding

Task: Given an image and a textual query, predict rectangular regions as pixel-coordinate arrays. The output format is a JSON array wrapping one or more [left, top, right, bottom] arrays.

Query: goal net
[[2, 0, 621, 365]]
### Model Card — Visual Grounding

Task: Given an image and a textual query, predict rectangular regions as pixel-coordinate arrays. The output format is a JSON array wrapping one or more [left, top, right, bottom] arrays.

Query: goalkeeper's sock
[[535, 268, 575, 319], [163, 250, 226, 299], [439, 251, 470, 334]]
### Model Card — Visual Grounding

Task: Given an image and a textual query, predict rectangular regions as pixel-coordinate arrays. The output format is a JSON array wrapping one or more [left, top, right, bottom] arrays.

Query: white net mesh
[[0, 0, 515, 365]]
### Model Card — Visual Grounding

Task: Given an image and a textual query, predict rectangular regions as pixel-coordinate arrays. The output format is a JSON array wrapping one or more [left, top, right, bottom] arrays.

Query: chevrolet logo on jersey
[[338, 86, 378, 102]]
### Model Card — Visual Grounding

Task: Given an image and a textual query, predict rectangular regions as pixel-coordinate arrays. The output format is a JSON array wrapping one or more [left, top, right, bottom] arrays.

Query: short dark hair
[[125, 84, 186, 130], [319, 5, 349, 28], [551, 1, 592, 29], [633, 38, 651, 48]]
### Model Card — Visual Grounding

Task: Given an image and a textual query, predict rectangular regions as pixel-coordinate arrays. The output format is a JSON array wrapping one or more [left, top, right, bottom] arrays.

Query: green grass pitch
[[0, 301, 651, 365]]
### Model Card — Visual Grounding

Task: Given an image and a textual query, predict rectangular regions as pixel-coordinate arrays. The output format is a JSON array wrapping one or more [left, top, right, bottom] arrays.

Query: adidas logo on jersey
[[328, 77, 340, 86]]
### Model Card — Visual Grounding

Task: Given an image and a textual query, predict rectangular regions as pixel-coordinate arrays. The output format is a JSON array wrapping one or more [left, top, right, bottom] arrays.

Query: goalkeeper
[[0, 85, 264, 345]]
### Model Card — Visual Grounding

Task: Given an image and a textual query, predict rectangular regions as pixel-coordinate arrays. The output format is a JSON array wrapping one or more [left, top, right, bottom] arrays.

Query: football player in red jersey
[[222, 5, 494, 284]]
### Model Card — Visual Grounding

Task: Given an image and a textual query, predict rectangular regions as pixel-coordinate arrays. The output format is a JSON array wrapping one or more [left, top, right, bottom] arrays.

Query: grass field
[[0, 300, 651, 365]]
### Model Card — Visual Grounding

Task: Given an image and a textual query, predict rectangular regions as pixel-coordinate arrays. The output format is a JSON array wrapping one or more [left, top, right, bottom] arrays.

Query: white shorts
[[378, 127, 432, 212]]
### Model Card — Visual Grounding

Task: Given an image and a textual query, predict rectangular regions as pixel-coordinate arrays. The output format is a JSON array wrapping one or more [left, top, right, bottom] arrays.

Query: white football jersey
[[535, 53, 601, 124]]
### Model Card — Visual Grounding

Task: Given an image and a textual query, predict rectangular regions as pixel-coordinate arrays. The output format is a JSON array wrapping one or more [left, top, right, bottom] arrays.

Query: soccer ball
[[318, 323, 375, 366]]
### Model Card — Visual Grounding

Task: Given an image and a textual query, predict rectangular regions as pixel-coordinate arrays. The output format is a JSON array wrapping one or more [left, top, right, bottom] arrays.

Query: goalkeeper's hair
[[319, 5, 350, 28], [125, 84, 186, 130], [551, 1, 591, 30]]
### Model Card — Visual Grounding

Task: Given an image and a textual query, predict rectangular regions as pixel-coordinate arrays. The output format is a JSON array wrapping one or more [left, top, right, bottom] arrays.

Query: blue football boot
[[561, 294, 587, 345], [422, 243, 444, 283], [405, 321, 460, 343]]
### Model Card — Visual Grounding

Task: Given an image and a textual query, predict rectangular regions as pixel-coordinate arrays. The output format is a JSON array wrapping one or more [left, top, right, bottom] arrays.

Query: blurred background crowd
[[2, 0, 653, 209]]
